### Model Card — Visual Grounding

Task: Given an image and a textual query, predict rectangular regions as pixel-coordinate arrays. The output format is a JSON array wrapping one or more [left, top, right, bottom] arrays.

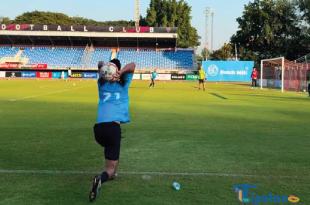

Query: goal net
[[260, 57, 309, 92]]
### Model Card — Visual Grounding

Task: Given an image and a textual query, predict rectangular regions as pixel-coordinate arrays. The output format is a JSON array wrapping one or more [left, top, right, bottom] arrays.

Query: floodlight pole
[[204, 7, 210, 60], [281, 57, 284, 93], [135, 0, 140, 28], [211, 8, 214, 52]]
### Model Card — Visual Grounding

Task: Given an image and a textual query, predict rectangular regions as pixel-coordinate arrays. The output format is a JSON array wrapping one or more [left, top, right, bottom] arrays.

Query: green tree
[[13, 11, 134, 27], [296, 0, 310, 23], [154, 0, 163, 26], [139, 15, 148, 26], [160, 0, 168, 27], [145, 0, 200, 48], [167, 0, 178, 27], [14, 11, 76, 25], [231, 0, 304, 62], [146, 0, 157, 26], [196, 54, 203, 62], [175, 0, 200, 47], [233, 44, 259, 61], [211, 43, 233, 60], [201, 47, 211, 60], [0, 16, 12, 24], [295, 0, 310, 52]]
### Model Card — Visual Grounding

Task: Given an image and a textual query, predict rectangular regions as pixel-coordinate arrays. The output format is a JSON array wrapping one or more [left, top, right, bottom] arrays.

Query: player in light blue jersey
[[89, 59, 136, 202], [149, 69, 158, 88]]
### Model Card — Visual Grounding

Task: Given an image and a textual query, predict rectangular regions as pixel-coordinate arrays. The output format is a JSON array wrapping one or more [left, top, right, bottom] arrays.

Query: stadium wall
[[202, 61, 254, 82], [0, 70, 199, 81]]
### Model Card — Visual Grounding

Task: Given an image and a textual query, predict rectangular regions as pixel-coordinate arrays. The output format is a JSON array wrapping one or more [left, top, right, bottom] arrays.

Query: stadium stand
[[117, 49, 194, 70], [0, 47, 19, 59], [21, 47, 84, 68], [0, 46, 195, 70], [0, 25, 199, 71], [89, 49, 113, 68]]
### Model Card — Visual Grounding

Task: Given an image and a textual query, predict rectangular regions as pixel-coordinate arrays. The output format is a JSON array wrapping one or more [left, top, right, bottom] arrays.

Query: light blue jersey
[[97, 73, 133, 124], [152, 72, 158, 79]]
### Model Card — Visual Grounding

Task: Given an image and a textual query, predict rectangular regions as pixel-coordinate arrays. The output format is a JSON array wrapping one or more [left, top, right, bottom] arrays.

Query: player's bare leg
[[105, 159, 119, 179]]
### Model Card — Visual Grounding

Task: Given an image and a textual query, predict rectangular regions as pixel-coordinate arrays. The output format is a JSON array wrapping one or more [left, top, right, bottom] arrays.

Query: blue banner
[[21, 71, 36, 78], [82, 73, 98, 79], [202, 61, 254, 82], [52, 72, 68, 79]]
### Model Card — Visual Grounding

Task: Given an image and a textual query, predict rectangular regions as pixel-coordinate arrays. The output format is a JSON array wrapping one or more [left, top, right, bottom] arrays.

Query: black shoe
[[89, 175, 101, 203]]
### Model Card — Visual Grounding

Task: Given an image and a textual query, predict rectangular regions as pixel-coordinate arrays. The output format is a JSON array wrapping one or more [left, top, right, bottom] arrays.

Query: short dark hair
[[98, 61, 104, 70], [110, 59, 121, 70]]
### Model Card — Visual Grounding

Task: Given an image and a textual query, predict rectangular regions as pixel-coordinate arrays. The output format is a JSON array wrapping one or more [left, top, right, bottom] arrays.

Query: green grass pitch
[[0, 80, 309, 205]]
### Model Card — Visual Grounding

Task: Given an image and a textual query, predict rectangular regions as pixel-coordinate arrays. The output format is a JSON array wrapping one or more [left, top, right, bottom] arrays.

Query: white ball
[[303, 89, 306, 93], [100, 63, 118, 81]]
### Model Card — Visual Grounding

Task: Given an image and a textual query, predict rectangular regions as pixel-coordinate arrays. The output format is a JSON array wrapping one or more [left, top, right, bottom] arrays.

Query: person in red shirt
[[251, 67, 258, 89]]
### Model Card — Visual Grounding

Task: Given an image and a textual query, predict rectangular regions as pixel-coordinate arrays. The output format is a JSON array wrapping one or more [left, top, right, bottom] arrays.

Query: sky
[[0, 0, 253, 53]]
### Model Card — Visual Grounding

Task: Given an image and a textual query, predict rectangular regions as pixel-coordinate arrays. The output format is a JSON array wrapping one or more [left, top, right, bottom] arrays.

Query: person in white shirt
[[68, 67, 72, 81]]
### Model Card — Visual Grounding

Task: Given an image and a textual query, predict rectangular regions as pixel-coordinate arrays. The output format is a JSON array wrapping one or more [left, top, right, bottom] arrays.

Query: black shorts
[[93, 122, 121, 161], [199, 79, 204, 83]]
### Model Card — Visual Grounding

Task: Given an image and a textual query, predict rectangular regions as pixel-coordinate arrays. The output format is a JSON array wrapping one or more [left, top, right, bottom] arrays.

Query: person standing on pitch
[[68, 67, 72, 81], [149, 69, 158, 88], [89, 59, 136, 203], [198, 66, 206, 91], [251, 67, 258, 89], [61, 70, 65, 80]]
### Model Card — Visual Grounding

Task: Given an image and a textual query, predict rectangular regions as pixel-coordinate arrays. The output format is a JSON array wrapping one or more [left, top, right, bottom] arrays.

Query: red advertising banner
[[26, 64, 48, 69], [0, 63, 47, 69], [37, 72, 52, 78], [0, 63, 19, 69]]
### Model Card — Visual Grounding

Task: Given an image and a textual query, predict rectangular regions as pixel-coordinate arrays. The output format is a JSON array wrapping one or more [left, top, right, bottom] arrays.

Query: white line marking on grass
[[8, 85, 95, 102], [0, 170, 308, 179]]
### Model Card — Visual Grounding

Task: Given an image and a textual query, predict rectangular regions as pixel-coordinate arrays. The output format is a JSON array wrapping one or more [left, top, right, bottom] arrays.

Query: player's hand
[[111, 70, 122, 82]]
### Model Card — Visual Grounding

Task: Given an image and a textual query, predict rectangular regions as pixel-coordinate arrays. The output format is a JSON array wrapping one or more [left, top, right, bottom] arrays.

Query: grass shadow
[[210, 93, 228, 100]]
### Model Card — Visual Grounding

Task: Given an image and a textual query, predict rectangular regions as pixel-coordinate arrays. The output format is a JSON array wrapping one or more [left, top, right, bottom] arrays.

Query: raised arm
[[120, 62, 136, 74], [111, 62, 136, 82]]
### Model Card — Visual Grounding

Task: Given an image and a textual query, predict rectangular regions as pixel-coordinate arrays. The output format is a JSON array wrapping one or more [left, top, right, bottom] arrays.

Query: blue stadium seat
[[117, 49, 194, 70], [89, 49, 112, 67], [0, 47, 19, 58], [21, 47, 84, 68], [20, 47, 112, 68], [0, 46, 193, 70]]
